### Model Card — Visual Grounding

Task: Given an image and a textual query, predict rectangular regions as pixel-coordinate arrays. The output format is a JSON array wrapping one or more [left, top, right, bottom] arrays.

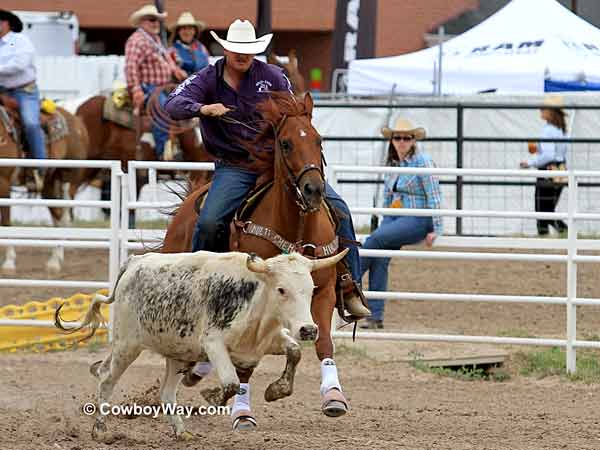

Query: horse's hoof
[[1, 264, 16, 276], [264, 379, 292, 402], [176, 430, 194, 441], [231, 410, 257, 432], [321, 388, 349, 418], [46, 262, 62, 275]]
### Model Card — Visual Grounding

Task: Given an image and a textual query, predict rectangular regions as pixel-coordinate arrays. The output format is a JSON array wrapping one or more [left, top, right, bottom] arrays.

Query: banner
[[331, 0, 378, 91]]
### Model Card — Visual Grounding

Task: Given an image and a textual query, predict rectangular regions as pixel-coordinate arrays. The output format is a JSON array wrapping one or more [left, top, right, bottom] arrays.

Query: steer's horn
[[310, 248, 349, 272], [246, 253, 269, 273]]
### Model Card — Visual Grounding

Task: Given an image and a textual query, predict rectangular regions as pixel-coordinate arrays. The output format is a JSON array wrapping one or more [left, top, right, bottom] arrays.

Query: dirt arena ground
[[2, 246, 600, 450]]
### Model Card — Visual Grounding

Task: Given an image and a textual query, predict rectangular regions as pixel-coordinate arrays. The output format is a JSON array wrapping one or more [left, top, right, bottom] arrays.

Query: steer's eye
[[277, 287, 286, 296]]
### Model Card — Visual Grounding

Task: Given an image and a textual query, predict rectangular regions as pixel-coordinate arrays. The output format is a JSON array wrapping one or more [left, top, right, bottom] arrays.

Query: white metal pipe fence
[[0, 159, 122, 334], [2, 160, 600, 375], [330, 164, 600, 374]]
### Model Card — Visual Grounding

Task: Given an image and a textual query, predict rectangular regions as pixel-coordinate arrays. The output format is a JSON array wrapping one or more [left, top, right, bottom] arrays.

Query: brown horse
[[0, 105, 90, 274], [75, 90, 214, 199], [161, 92, 350, 426], [268, 49, 307, 96]]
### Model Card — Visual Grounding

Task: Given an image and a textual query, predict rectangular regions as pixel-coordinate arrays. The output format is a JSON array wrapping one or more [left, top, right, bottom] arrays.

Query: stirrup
[[335, 272, 371, 324]]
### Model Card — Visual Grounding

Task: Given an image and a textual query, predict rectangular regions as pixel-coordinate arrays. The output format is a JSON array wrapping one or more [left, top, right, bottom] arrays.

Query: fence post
[[120, 174, 129, 265], [456, 104, 464, 235], [566, 171, 578, 373], [108, 162, 122, 342]]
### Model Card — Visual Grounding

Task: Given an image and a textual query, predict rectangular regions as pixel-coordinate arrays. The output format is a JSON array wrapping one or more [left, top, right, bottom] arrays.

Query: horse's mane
[[241, 91, 309, 169]]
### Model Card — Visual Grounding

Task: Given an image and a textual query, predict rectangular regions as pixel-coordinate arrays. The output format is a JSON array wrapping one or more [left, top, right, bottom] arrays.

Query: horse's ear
[[303, 92, 314, 117], [287, 49, 298, 70]]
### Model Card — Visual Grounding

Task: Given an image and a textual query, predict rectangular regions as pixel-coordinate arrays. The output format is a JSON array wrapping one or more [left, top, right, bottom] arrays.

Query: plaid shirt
[[383, 151, 444, 235], [125, 29, 174, 94]]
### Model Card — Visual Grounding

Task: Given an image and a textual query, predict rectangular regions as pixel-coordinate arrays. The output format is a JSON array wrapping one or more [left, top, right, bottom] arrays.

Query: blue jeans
[[141, 83, 168, 159], [360, 216, 433, 321], [191, 163, 360, 282], [6, 85, 46, 160]]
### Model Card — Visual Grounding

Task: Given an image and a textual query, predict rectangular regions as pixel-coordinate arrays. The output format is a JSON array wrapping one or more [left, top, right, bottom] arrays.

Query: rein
[[226, 107, 337, 258]]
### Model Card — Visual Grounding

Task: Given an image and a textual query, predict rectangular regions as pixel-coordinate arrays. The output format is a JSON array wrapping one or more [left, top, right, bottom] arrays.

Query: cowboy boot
[[336, 262, 371, 321]]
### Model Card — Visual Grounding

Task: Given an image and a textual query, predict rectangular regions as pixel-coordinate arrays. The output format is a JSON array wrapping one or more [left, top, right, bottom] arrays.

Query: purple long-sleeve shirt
[[165, 58, 291, 164]]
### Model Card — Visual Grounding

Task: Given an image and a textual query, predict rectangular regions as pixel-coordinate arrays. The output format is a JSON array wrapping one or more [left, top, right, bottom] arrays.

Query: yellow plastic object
[[111, 87, 131, 109], [0, 290, 110, 352], [40, 98, 57, 115]]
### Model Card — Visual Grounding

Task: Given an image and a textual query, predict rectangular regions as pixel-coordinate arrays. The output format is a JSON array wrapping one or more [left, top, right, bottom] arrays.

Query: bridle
[[273, 113, 325, 214], [221, 111, 326, 214]]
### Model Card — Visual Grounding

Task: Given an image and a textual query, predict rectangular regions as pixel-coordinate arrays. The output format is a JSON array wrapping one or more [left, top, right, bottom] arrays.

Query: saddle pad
[[42, 112, 69, 144], [0, 105, 19, 146], [102, 97, 136, 130]]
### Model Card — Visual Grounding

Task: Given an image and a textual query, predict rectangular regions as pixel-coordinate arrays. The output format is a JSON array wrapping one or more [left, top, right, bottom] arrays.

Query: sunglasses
[[392, 135, 414, 142], [143, 17, 159, 23]]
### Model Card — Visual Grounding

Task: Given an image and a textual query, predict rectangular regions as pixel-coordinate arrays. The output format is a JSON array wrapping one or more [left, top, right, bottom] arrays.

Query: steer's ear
[[310, 248, 349, 272], [246, 253, 269, 273]]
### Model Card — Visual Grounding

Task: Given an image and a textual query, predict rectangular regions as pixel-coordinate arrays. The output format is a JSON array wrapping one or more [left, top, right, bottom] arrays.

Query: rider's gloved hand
[[200, 103, 231, 117]]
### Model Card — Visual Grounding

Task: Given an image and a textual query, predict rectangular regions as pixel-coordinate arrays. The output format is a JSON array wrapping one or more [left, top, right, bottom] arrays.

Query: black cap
[[0, 10, 23, 33]]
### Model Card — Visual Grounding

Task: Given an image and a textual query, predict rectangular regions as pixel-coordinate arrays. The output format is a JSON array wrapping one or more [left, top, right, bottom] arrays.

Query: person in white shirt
[[0, 9, 46, 177], [520, 96, 568, 235]]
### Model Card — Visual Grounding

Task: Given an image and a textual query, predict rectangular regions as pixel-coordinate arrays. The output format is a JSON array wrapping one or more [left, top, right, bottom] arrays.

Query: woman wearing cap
[[169, 12, 210, 76], [360, 118, 443, 329], [520, 96, 568, 235]]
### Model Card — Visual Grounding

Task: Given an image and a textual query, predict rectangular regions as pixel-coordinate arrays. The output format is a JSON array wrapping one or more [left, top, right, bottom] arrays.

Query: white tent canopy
[[348, 0, 600, 95]]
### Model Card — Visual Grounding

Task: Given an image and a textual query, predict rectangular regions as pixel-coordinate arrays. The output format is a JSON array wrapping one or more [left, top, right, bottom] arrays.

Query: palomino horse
[[161, 92, 350, 426], [0, 104, 90, 274]]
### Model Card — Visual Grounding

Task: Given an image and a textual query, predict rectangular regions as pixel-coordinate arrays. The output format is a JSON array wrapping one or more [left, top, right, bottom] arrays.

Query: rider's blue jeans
[[5, 85, 46, 160], [141, 83, 168, 159], [360, 216, 433, 322], [191, 162, 361, 283]]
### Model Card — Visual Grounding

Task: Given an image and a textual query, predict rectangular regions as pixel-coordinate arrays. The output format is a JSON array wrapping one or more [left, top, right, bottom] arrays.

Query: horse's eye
[[280, 140, 292, 152]]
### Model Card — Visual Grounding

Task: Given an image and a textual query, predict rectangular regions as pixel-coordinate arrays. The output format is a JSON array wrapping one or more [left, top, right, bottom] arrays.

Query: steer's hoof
[[89, 360, 103, 378], [176, 430, 194, 441], [200, 386, 224, 406], [91, 421, 108, 441], [321, 388, 349, 418], [265, 379, 292, 402]]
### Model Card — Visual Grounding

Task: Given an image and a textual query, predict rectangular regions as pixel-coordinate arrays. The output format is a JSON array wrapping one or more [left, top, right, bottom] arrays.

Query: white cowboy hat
[[381, 118, 426, 140], [129, 5, 167, 27], [210, 19, 272, 55], [169, 12, 206, 33], [542, 94, 565, 109]]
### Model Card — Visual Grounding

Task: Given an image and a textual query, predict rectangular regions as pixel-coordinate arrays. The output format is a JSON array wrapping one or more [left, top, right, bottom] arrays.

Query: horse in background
[[161, 92, 350, 425], [268, 49, 307, 96], [75, 87, 213, 201], [0, 100, 90, 275]]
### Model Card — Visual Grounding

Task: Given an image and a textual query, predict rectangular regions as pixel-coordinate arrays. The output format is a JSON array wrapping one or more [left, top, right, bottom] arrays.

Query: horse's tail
[[54, 261, 128, 341]]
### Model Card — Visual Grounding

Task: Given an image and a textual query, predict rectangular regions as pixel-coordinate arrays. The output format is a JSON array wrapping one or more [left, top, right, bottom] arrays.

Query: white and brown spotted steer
[[55, 249, 347, 441]]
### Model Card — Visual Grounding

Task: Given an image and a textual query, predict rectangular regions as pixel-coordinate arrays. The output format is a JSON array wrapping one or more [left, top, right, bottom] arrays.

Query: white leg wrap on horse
[[2, 246, 16, 273], [320, 358, 342, 395], [192, 361, 213, 377], [231, 383, 251, 416]]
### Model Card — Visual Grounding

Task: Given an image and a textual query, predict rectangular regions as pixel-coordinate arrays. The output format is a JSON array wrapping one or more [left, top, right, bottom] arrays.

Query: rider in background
[[0, 9, 46, 189], [125, 4, 187, 160], [168, 12, 210, 77]]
